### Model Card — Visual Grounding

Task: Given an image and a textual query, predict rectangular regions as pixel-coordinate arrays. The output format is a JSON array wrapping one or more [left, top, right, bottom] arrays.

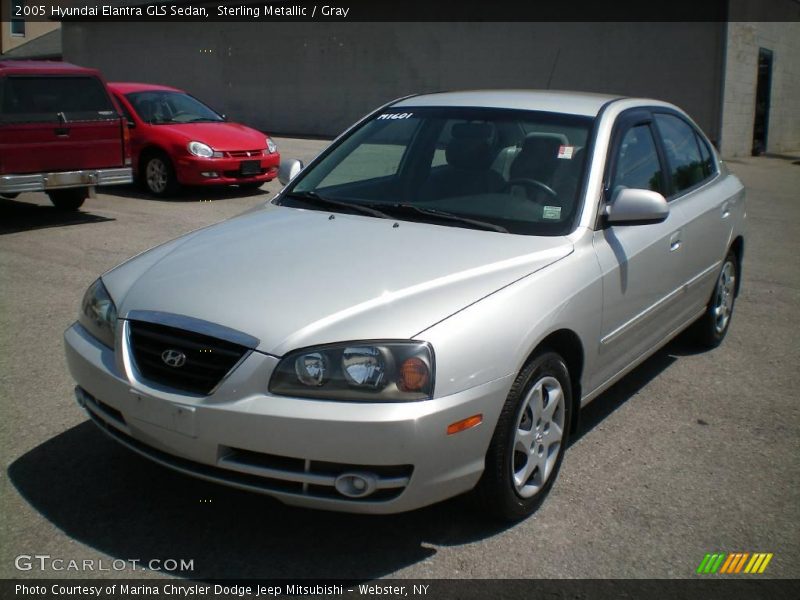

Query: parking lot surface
[[0, 139, 798, 580]]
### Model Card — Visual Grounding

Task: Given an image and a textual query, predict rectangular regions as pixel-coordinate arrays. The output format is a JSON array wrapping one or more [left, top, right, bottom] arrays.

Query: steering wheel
[[508, 178, 558, 199]]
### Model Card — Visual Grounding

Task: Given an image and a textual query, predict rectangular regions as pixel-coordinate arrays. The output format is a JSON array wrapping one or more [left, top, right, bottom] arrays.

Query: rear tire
[[690, 250, 738, 348], [141, 152, 178, 197], [475, 351, 572, 521], [47, 188, 87, 211]]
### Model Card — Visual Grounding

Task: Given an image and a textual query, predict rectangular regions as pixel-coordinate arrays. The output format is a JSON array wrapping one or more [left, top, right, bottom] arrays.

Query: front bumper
[[0, 168, 132, 194], [174, 154, 279, 186], [64, 322, 510, 513]]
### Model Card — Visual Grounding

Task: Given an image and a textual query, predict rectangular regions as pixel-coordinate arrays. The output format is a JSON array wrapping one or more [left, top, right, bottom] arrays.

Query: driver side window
[[611, 124, 664, 195]]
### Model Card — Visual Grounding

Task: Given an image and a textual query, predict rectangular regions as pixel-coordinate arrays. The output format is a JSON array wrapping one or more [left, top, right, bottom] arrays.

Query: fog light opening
[[334, 472, 378, 498]]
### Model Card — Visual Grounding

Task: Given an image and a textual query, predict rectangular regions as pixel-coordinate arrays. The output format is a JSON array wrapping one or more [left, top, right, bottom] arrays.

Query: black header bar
[[14, 0, 800, 23]]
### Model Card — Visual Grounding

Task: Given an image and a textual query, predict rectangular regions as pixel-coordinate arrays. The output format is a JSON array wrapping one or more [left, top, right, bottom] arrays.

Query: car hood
[[154, 122, 267, 150], [105, 206, 573, 356]]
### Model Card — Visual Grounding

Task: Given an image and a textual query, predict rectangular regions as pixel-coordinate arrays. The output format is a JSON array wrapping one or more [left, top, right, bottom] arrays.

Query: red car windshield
[[126, 91, 223, 124]]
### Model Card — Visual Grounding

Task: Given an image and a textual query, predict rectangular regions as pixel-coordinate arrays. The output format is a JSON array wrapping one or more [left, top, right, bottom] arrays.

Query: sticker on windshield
[[543, 206, 562, 220], [376, 112, 413, 120], [557, 145, 574, 159]]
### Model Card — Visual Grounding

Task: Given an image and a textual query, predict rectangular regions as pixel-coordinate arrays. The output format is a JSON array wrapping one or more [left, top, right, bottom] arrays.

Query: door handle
[[721, 202, 731, 219], [54, 127, 70, 137], [669, 231, 682, 252]]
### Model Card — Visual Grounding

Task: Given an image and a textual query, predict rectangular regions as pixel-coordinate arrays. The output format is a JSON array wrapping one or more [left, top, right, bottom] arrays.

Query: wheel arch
[[138, 145, 171, 175], [525, 328, 584, 434]]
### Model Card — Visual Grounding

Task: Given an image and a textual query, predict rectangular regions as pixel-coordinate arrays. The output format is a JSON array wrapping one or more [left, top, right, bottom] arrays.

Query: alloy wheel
[[512, 375, 566, 498], [146, 158, 169, 194], [713, 261, 736, 334]]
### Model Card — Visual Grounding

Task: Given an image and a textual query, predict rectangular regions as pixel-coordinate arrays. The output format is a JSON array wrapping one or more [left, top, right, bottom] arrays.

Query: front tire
[[475, 351, 572, 521], [690, 250, 738, 348], [47, 188, 87, 211], [142, 152, 177, 197]]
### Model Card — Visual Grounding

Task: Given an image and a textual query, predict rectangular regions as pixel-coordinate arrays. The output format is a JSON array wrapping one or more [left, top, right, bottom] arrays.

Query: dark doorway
[[752, 47, 773, 156]]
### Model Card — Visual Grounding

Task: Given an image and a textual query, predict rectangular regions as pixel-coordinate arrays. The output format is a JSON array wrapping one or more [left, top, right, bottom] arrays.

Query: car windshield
[[126, 91, 223, 124], [281, 107, 594, 235]]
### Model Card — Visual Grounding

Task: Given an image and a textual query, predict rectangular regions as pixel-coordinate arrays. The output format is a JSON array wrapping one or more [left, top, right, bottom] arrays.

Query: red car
[[109, 83, 279, 196]]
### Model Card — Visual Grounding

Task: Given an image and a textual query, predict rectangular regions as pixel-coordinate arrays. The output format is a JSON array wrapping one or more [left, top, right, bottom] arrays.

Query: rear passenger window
[[654, 113, 709, 194], [0, 76, 116, 123], [611, 124, 664, 194]]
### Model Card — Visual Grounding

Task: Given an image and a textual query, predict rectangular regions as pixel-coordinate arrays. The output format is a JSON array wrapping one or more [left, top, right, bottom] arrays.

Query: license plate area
[[128, 389, 197, 437], [240, 160, 261, 176], [44, 171, 98, 188]]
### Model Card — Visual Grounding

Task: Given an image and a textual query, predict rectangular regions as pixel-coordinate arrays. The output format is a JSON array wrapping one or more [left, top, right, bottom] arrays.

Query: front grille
[[127, 320, 249, 395], [226, 150, 262, 158]]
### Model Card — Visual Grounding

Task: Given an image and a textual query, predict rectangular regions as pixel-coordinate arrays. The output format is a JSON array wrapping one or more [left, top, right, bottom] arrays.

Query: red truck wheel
[[48, 189, 87, 211]]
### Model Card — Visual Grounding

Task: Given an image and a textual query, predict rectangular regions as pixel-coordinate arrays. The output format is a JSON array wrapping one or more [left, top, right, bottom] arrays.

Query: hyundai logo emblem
[[161, 349, 187, 368]]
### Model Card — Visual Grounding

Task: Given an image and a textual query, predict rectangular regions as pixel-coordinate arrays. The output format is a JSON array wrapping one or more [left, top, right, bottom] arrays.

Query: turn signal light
[[398, 357, 430, 392], [447, 414, 483, 435]]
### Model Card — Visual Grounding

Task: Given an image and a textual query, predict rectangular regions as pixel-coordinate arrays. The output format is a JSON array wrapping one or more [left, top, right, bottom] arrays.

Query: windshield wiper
[[284, 191, 392, 219], [382, 203, 508, 233]]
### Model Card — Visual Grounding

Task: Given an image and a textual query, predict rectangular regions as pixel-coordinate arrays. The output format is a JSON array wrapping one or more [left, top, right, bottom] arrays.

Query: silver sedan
[[64, 91, 745, 520]]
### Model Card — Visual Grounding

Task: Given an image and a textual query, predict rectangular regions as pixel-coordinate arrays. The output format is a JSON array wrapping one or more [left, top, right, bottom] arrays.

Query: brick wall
[[720, 22, 800, 157]]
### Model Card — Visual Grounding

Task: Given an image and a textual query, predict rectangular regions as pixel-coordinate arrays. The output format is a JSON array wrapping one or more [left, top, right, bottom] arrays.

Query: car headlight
[[266, 137, 277, 154], [78, 279, 117, 348], [187, 141, 222, 158], [270, 341, 434, 401]]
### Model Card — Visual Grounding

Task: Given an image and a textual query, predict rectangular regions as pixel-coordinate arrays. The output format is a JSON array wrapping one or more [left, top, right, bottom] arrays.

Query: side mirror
[[278, 159, 304, 186], [605, 187, 669, 224]]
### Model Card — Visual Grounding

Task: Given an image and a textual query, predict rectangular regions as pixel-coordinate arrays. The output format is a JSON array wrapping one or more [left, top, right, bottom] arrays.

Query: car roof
[[109, 82, 184, 94], [391, 90, 626, 117], [0, 60, 101, 76]]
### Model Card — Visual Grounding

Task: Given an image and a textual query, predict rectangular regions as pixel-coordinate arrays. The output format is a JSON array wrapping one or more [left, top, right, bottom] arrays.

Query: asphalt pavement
[[0, 140, 798, 580]]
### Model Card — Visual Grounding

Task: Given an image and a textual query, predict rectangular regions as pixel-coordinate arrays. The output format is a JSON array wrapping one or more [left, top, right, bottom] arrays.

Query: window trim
[[651, 110, 720, 201], [609, 122, 667, 197], [602, 108, 669, 198]]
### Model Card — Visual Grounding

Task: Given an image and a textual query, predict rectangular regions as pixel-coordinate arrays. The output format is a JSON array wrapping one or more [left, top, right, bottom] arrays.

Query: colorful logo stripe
[[697, 553, 773, 574]]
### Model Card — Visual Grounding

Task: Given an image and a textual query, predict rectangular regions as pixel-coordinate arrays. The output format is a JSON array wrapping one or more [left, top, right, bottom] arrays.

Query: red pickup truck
[[0, 60, 132, 210]]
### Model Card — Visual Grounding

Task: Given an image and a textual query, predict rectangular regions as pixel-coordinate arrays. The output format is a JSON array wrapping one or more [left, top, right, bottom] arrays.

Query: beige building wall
[[720, 22, 800, 157], [0, 2, 60, 55]]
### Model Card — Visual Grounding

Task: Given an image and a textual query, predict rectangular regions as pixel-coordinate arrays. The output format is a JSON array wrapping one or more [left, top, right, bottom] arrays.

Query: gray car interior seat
[[421, 122, 506, 199]]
